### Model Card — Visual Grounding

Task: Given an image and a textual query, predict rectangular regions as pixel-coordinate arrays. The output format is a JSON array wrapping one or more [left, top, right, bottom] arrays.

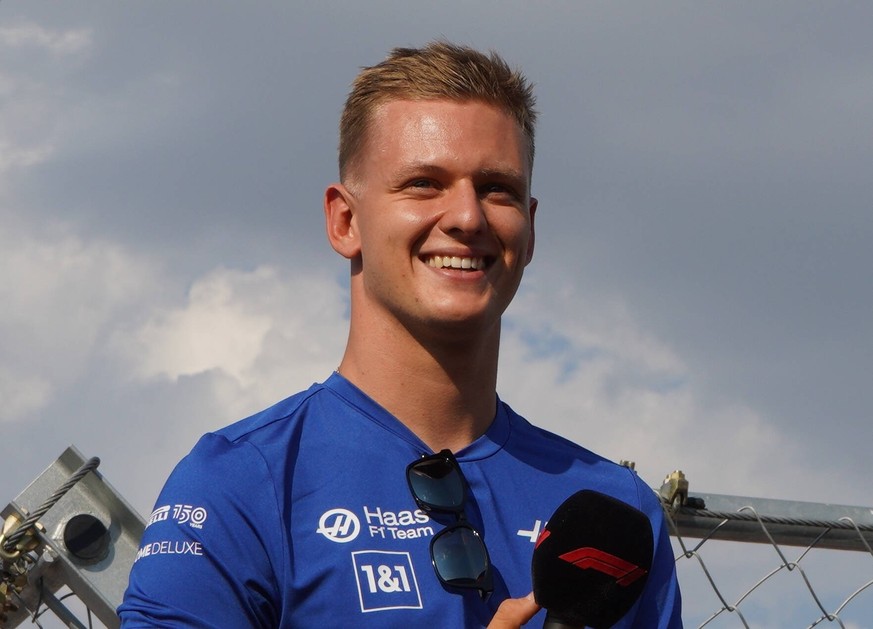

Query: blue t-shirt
[[119, 373, 682, 627]]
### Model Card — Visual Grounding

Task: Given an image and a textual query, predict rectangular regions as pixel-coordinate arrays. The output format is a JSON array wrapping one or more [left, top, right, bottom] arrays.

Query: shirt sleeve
[[118, 434, 287, 628]]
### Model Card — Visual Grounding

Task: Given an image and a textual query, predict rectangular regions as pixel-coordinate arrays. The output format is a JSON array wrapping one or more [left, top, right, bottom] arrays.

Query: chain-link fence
[[665, 487, 873, 628]]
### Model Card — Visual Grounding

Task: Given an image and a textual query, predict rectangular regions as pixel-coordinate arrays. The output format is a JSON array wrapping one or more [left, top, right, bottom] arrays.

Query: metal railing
[[661, 471, 873, 627]]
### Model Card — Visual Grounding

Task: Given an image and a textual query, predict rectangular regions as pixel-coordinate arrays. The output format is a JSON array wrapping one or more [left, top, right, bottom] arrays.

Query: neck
[[337, 312, 501, 453]]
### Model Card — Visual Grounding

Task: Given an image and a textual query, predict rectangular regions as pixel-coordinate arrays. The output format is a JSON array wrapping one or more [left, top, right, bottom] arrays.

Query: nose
[[438, 181, 487, 236]]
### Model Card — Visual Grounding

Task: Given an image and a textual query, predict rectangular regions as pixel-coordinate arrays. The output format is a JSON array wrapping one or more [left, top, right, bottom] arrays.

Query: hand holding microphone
[[531, 490, 654, 628], [486, 592, 541, 629]]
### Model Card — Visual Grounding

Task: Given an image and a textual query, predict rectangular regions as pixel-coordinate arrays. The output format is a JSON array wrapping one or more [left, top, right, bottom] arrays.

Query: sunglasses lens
[[407, 456, 465, 511], [431, 525, 490, 589]]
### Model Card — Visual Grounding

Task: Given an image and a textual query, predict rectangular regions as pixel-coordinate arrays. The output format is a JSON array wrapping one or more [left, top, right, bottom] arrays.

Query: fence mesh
[[668, 502, 873, 628]]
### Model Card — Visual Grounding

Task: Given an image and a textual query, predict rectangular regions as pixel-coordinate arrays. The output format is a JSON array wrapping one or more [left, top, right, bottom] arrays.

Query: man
[[119, 41, 681, 627]]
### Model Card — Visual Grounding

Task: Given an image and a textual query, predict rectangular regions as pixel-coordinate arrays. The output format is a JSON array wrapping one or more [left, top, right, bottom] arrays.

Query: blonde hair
[[339, 40, 537, 184]]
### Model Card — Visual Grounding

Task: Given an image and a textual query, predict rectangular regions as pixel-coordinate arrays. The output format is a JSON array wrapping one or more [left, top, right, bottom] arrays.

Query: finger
[[487, 592, 541, 628]]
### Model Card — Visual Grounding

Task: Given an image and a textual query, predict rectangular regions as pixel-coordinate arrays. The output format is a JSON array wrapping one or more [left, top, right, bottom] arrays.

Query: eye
[[483, 183, 509, 193], [402, 178, 441, 197], [480, 182, 520, 202]]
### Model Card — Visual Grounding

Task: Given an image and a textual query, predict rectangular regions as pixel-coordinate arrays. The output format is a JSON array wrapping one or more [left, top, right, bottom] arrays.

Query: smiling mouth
[[424, 255, 486, 270]]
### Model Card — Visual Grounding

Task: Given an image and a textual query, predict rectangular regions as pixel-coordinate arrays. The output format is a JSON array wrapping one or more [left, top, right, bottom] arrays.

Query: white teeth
[[427, 256, 484, 270]]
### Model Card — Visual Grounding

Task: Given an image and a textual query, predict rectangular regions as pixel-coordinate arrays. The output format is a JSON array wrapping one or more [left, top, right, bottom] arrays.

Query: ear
[[324, 183, 361, 260], [525, 196, 537, 265]]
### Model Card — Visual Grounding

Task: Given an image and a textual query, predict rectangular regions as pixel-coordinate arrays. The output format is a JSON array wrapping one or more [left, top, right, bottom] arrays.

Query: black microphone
[[531, 490, 654, 628]]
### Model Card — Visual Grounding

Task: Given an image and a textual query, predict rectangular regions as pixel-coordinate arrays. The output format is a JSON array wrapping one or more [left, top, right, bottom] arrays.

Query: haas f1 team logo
[[317, 508, 361, 543], [536, 529, 647, 586]]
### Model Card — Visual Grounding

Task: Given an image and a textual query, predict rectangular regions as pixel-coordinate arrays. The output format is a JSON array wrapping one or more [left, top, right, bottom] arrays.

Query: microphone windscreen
[[531, 490, 654, 628]]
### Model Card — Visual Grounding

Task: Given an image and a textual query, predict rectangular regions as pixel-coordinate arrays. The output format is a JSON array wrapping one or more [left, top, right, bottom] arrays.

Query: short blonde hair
[[339, 40, 537, 184]]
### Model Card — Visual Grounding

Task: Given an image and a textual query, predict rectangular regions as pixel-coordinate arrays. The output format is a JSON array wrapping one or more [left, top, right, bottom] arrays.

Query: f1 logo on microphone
[[535, 530, 647, 587], [560, 546, 647, 586]]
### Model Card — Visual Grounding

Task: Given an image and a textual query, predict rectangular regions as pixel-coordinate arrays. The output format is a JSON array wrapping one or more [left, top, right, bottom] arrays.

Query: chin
[[417, 310, 502, 341]]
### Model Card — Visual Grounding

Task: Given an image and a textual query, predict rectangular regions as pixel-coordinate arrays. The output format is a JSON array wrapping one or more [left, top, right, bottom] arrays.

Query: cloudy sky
[[2, 2, 871, 626]]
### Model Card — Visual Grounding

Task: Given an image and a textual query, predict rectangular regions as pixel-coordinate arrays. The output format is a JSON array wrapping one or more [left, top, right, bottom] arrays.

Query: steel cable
[[2, 457, 100, 553]]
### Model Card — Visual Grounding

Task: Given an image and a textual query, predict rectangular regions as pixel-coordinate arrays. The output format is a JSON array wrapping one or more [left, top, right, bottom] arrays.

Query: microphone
[[531, 490, 654, 628]]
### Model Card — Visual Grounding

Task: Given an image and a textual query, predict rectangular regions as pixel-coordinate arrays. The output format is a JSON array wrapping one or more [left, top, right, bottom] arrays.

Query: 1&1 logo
[[352, 550, 422, 612], [317, 508, 360, 543]]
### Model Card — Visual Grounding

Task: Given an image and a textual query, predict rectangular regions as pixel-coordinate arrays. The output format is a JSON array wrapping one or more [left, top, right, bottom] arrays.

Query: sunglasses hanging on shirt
[[406, 449, 493, 599]]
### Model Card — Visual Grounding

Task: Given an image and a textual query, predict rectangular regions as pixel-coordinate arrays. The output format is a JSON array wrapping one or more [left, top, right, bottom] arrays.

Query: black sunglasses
[[406, 449, 493, 598]]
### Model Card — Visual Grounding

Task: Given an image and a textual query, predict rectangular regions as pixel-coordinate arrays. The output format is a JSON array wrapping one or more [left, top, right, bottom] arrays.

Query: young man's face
[[338, 98, 536, 342]]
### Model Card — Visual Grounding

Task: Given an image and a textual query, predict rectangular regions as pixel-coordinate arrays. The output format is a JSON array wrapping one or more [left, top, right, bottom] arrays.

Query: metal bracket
[[1, 446, 145, 628], [659, 469, 690, 510]]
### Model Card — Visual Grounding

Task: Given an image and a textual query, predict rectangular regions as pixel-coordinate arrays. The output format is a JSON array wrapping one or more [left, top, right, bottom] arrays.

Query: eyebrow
[[479, 167, 528, 186], [389, 162, 445, 183]]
